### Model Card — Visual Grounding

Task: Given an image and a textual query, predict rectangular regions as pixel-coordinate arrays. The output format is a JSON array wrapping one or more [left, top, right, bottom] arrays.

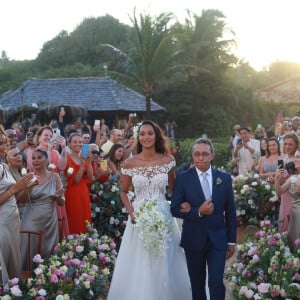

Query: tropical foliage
[[1, 10, 300, 137]]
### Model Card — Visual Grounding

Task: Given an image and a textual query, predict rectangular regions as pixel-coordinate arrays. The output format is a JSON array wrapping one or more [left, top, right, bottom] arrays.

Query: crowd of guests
[[2, 110, 300, 289], [229, 116, 300, 253], [0, 110, 141, 283]]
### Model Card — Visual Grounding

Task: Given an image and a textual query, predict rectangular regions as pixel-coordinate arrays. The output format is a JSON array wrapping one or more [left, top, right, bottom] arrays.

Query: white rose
[[48, 163, 56, 170], [38, 289, 47, 296], [21, 168, 27, 176], [67, 167, 74, 176], [290, 176, 297, 184], [111, 184, 119, 193], [102, 267, 110, 275]]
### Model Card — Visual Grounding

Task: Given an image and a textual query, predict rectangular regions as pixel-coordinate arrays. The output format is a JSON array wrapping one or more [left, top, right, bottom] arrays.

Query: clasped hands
[[180, 200, 214, 215]]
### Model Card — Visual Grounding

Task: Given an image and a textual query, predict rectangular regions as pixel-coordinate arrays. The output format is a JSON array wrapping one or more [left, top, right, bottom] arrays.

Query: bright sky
[[1, 0, 300, 71]]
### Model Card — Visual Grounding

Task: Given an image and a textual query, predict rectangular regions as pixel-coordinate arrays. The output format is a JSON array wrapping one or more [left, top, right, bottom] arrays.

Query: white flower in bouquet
[[48, 163, 56, 170], [21, 168, 27, 176], [134, 199, 173, 257], [67, 167, 74, 176], [111, 184, 119, 193], [127, 191, 135, 201]]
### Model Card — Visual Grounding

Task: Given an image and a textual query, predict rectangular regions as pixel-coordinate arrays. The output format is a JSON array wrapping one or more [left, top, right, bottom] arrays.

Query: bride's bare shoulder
[[122, 157, 139, 169]]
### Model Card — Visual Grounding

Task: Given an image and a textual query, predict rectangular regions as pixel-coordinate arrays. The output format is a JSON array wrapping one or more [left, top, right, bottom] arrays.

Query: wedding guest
[[107, 120, 192, 300], [64, 133, 93, 234], [101, 129, 123, 155], [89, 144, 110, 183], [233, 127, 261, 175], [259, 137, 282, 184], [0, 125, 9, 163], [104, 143, 125, 175], [20, 149, 64, 268], [278, 132, 299, 232], [7, 146, 29, 219], [27, 126, 69, 237], [0, 126, 37, 283], [275, 149, 300, 252]]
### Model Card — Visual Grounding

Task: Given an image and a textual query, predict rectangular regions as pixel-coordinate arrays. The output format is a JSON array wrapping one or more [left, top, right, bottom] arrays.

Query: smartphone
[[53, 128, 61, 138], [82, 144, 89, 158], [94, 120, 100, 127], [100, 160, 107, 171], [60, 107, 65, 112], [278, 159, 284, 169]]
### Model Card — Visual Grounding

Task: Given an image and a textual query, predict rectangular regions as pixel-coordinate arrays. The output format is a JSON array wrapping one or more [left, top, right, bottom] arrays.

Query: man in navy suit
[[171, 138, 236, 300]]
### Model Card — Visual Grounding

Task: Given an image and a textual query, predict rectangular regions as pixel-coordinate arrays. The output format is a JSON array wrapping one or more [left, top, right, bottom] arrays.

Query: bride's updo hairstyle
[[136, 120, 169, 154]]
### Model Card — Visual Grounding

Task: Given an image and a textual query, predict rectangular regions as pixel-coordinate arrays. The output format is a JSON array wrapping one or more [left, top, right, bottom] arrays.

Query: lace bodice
[[122, 160, 175, 202]]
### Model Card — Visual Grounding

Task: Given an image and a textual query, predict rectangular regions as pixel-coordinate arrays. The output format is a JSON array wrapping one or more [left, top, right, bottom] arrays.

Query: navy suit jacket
[[171, 167, 236, 251]]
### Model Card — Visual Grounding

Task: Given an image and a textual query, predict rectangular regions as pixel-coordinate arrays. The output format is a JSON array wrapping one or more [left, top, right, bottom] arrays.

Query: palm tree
[[102, 9, 180, 119], [174, 9, 237, 135]]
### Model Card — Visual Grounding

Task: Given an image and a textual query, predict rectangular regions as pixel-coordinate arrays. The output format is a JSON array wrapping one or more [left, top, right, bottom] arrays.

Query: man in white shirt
[[233, 127, 261, 175], [101, 129, 123, 155]]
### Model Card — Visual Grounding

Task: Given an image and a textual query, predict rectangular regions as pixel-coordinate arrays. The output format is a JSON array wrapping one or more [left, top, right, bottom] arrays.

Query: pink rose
[[257, 283, 270, 293], [51, 274, 58, 283]]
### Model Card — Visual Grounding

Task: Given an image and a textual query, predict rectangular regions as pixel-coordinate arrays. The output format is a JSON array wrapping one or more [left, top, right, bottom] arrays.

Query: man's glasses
[[192, 152, 211, 158]]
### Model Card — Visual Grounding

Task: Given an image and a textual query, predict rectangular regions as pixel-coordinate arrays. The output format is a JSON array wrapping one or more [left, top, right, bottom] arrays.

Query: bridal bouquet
[[134, 199, 173, 257]]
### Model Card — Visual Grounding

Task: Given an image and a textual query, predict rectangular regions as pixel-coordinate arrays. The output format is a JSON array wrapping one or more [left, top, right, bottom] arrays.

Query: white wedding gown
[[107, 161, 192, 300]]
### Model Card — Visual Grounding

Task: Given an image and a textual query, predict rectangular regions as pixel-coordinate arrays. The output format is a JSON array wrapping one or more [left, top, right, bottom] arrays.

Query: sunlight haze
[[1, 0, 300, 71]]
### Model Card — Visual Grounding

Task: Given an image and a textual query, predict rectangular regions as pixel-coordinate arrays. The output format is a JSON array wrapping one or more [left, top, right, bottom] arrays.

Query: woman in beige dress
[[7, 146, 29, 219], [0, 128, 37, 283], [21, 149, 65, 268]]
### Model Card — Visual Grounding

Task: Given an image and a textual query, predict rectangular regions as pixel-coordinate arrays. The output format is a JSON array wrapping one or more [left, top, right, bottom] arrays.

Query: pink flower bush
[[225, 222, 300, 299], [0, 222, 117, 299]]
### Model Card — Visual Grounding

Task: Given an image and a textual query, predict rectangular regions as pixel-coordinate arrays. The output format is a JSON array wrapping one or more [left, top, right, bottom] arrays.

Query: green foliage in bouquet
[[0, 222, 117, 299], [90, 174, 128, 248], [225, 221, 300, 299], [232, 174, 280, 225]]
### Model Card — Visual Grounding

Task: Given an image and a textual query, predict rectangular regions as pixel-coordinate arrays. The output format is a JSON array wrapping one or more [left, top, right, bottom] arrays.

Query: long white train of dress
[[107, 161, 193, 300]]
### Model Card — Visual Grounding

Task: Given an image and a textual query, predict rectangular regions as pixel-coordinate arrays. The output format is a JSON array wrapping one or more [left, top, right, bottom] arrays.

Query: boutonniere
[[216, 177, 222, 185]]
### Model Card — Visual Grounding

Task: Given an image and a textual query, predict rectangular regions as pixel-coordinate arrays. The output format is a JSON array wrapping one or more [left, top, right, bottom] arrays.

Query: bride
[[107, 120, 192, 300]]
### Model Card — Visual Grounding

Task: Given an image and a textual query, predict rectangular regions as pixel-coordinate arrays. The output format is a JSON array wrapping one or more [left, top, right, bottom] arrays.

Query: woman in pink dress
[[278, 132, 299, 232]]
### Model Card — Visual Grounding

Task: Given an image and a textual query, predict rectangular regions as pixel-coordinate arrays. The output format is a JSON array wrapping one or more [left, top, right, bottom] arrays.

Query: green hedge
[[172, 139, 232, 170]]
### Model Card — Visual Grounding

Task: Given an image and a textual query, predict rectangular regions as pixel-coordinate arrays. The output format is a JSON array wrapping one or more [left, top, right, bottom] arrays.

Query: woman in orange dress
[[64, 133, 93, 234]]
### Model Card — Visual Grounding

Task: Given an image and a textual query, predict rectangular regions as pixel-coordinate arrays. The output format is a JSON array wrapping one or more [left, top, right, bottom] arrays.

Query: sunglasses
[[11, 152, 22, 157], [91, 150, 100, 155]]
